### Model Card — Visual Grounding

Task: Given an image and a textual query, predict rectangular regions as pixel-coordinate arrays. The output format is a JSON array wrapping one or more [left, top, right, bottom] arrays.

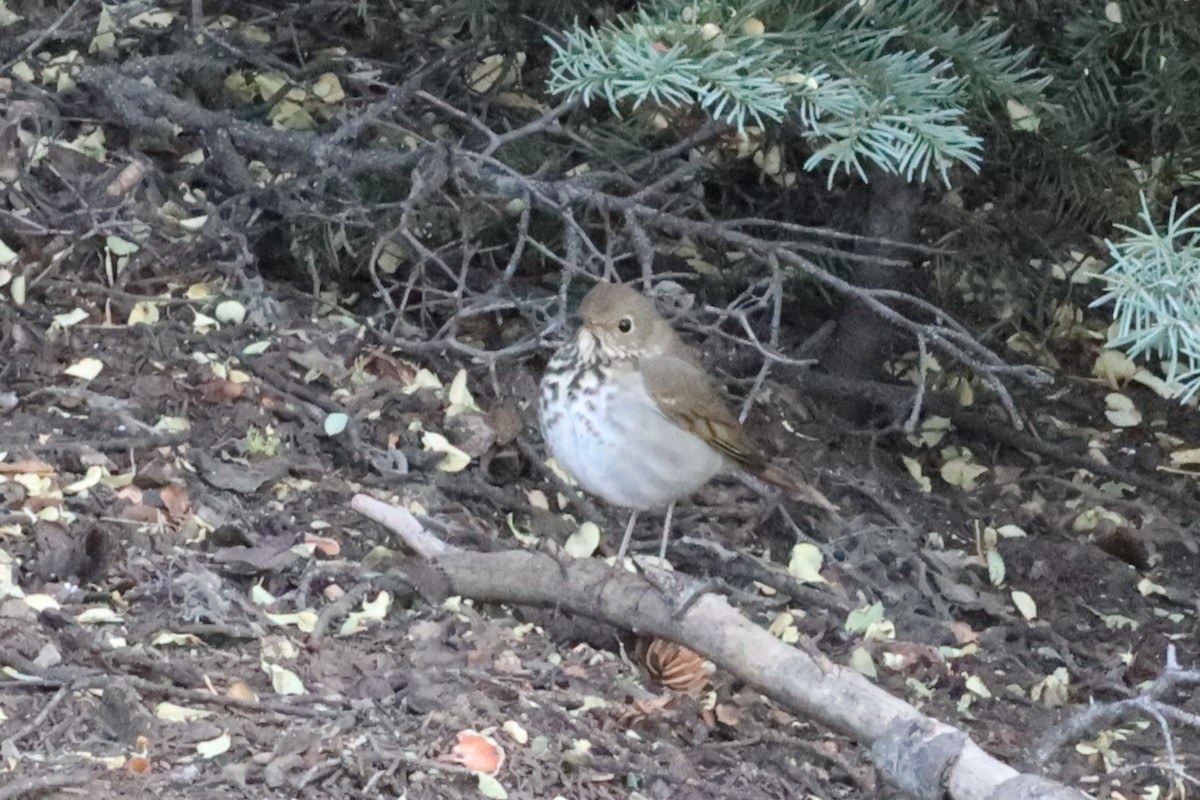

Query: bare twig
[[1033, 645, 1200, 768], [1, 0, 90, 73]]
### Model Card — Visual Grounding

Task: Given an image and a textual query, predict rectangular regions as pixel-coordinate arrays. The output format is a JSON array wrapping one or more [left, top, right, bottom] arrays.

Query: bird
[[539, 281, 835, 560]]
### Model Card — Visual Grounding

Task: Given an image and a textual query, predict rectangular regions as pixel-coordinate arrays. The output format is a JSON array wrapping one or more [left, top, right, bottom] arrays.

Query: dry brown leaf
[[714, 703, 741, 726], [362, 349, 418, 384], [0, 458, 54, 475], [227, 681, 258, 701], [616, 695, 674, 727], [121, 503, 164, 524], [160, 485, 191, 519], [199, 378, 246, 402]]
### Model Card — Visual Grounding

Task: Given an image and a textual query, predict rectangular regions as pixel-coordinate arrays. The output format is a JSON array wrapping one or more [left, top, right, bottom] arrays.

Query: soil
[[0, 289, 1197, 800]]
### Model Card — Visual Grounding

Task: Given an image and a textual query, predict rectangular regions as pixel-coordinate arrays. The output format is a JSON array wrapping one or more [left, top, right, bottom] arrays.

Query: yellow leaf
[[1005, 99, 1040, 132], [64, 357, 104, 381], [129, 10, 176, 27], [1136, 577, 1166, 597], [1031, 667, 1069, 707], [76, 607, 121, 624], [89, 7, 116, 53], [312, 73, 345, 104], [848, 647, 876, 678], [1092, 350, 1137, 386], [908, 415, 950, 448], [192, 311, 218, 332], [270, 99, 315, 131], [741, 18, 765, 35], [52, 308, 89, 329], [964, 674, 992, 698], [339, 591, 392, 636], [468, 53, 525, 94], [1169, 447, 1200, 466], [767, 611, 800, 644], [1011, 590, 1037, 620], [900, 455, 931, 493], [502, 720, 529, 745], [254, 72, 288, 98], [939, 450, 988, 490], [23, 594, 62, 612], [263, 663, 307, 695], [127, 301, 160, 326], [786, 543, 825, 583], [1130, 368, 1176, 399], [0, 3, 24, 26], [153, 416, 191, 433], [403, 368, 443, 395], [196, 732, 232, 759], [1104, 392, 1142, 428], [155, 702, 213, 722], [564, 522, 600, 558], [446, 369, 480, 417], [421, 432, 472, 472], [151, 632, 204, 647], [64, 465, 105, 495]]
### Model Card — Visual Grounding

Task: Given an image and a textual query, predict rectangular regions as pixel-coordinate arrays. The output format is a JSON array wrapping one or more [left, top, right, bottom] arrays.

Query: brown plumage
[[577, 282, 836, 510]]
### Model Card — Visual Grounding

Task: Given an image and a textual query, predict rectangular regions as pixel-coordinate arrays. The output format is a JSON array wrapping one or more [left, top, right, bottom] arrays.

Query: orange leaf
[[200, 379, 246, 402], [439, 730, 505, 775], [304, 534, 341, 557]]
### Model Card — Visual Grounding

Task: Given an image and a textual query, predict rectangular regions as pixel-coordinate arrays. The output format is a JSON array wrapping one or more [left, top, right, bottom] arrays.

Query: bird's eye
[[617, 317, 633, 334]]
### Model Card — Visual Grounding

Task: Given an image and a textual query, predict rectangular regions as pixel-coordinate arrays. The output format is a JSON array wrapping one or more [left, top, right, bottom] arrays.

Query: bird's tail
[[749, 462, 839, 513]]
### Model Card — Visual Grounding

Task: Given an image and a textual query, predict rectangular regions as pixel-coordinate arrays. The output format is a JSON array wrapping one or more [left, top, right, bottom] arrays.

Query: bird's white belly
[[540, 368, 725, 510]]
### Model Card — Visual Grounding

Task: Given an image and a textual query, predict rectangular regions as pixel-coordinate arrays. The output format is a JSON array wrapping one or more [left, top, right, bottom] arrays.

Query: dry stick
[[0, 0, 89, 73], [724, 216, 951, 256], [0, 686, 70, 749], [0, 432, 190, 454], [352, 495, 1086, 800]]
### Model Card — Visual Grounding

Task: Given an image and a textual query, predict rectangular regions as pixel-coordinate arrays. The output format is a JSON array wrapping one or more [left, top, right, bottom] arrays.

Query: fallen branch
[[353, 493, 1087, 800]]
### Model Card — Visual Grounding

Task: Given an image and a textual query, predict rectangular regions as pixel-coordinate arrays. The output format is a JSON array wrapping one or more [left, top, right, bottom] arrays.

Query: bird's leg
[[616, 511, 639, 559], [657, 501, 676, 561]]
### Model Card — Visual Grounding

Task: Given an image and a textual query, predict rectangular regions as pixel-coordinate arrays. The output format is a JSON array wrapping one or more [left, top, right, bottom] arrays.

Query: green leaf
[[477, 773, 508, 799], [323, 412, 349, 436]]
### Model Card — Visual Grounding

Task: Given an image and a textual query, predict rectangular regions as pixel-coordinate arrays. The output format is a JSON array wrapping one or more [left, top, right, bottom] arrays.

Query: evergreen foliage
[[547, 0, 1049, 186], [990, 0, 1200, 227], [1092, 195, 1200, 402]]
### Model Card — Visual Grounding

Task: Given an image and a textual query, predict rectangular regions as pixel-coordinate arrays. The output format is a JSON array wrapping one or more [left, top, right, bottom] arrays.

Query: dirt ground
[[1, 285, 1198, 800]]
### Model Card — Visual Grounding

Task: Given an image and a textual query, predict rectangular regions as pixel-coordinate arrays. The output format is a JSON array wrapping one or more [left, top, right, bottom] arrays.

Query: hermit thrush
[[539, 282, 834, 559]]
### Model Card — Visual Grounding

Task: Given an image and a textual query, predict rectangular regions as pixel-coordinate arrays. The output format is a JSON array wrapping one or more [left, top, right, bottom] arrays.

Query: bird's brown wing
[[638, 355, 763, 468], [640, 355, 839, 513]]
